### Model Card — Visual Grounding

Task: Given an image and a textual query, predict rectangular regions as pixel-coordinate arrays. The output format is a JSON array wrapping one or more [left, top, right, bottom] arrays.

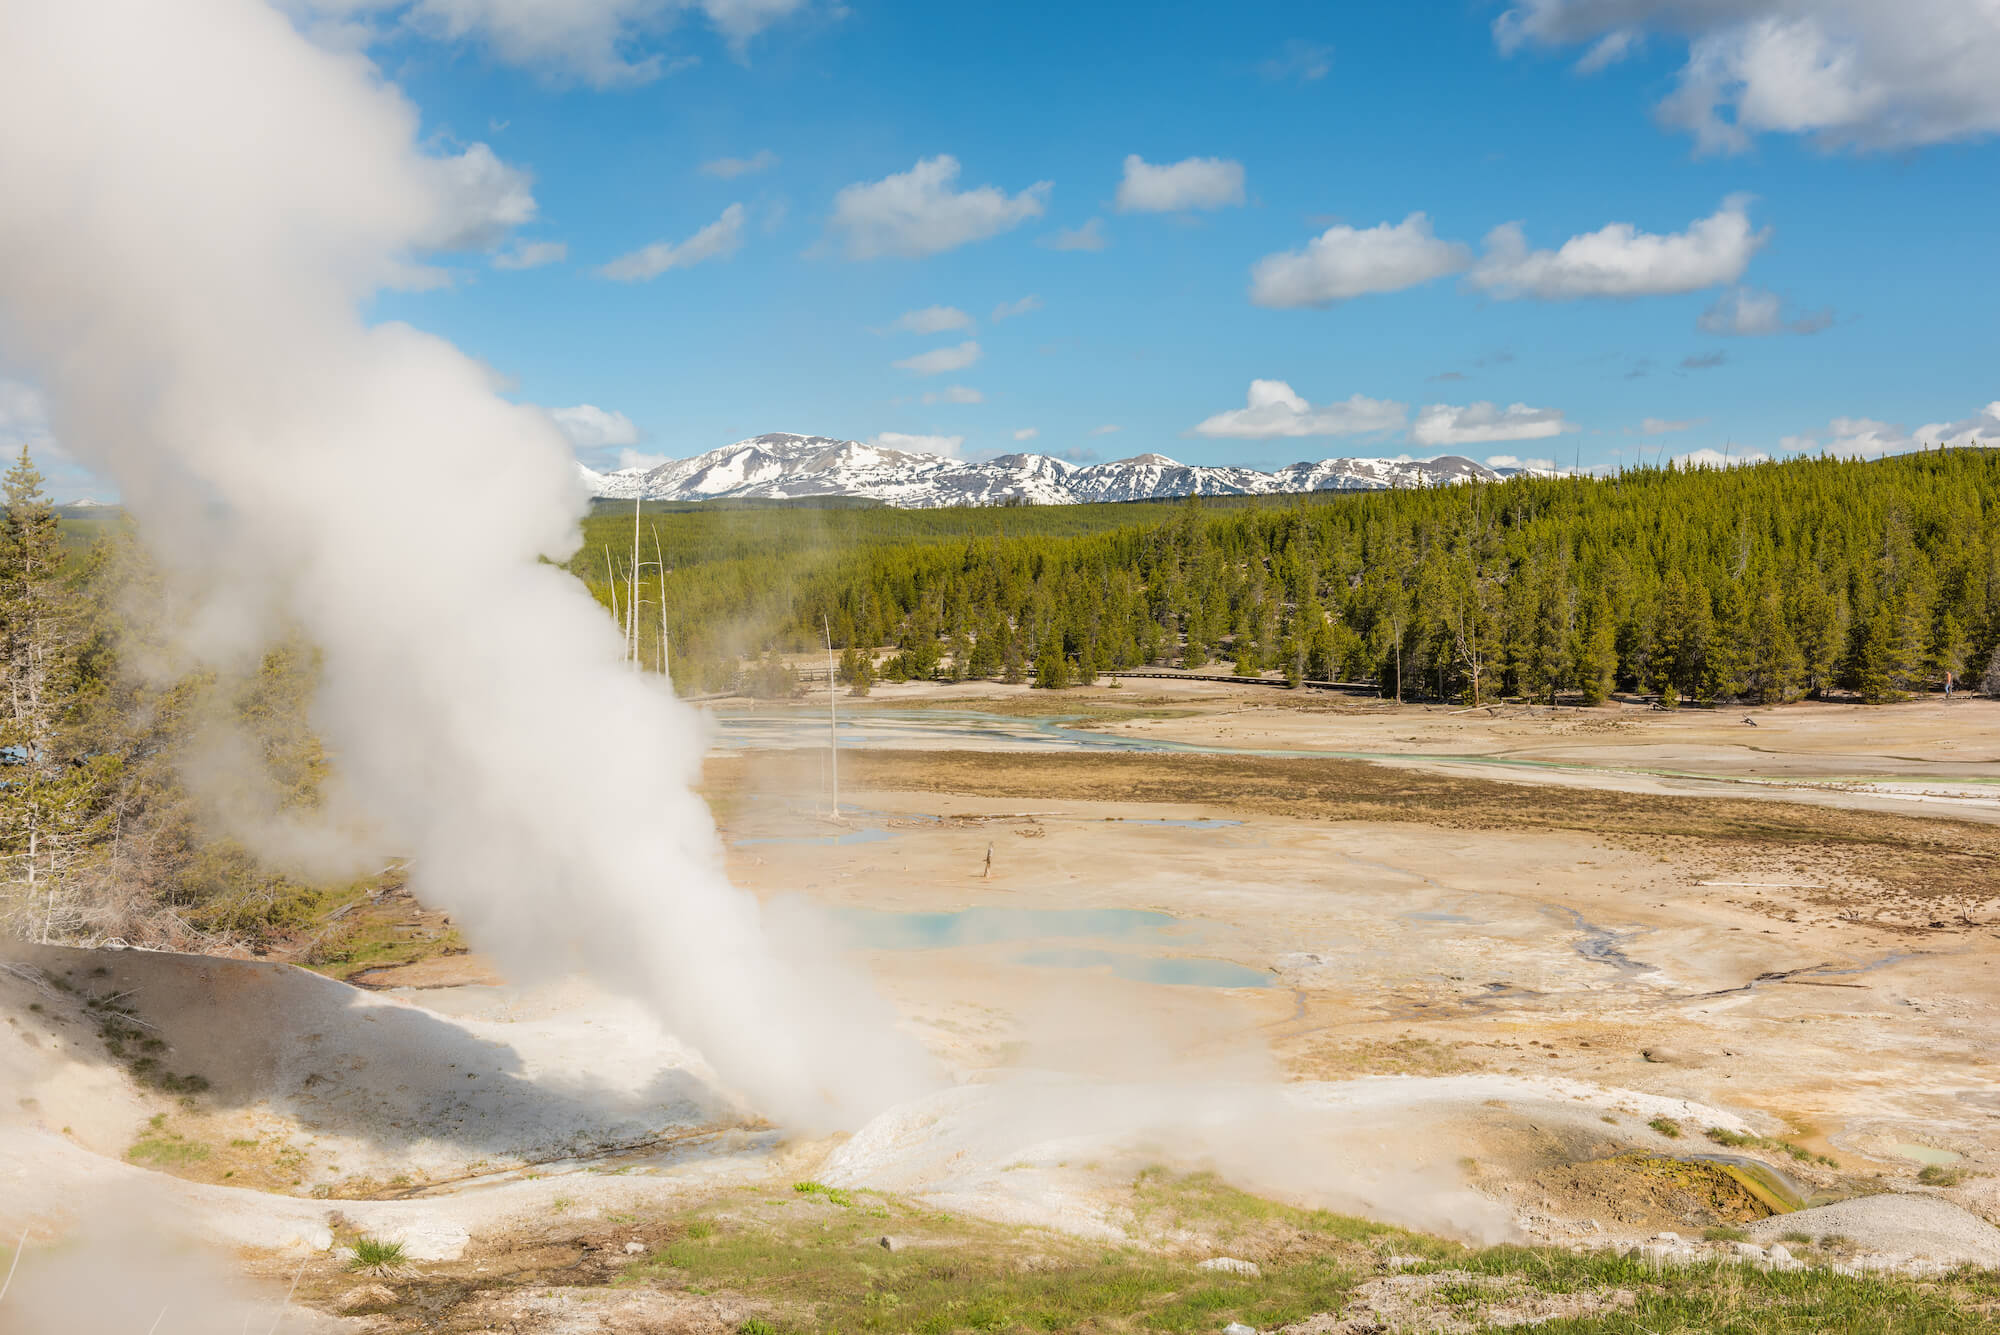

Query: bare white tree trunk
[[629, 494, 642, 671], [824, 614, 838, 819]]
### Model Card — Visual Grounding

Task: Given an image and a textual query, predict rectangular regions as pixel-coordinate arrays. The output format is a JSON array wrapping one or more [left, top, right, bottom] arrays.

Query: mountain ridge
[[577, 432, 1527, 508]]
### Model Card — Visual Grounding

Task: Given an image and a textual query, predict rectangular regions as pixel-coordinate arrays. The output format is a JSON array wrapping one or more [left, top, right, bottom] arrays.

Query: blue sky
[[10, 0, 2000, 493]]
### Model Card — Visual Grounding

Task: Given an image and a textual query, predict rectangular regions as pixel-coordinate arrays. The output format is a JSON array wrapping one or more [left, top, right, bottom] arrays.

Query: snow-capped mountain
[[578, 433, 1516, 509]]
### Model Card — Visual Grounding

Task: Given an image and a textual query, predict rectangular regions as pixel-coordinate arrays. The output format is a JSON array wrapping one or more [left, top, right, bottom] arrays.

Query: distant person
[[1945, 668, 1956, 701]]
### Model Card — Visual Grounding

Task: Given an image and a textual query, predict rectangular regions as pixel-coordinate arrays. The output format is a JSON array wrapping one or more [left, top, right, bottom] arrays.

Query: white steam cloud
[[0, 0, 932, 1132]]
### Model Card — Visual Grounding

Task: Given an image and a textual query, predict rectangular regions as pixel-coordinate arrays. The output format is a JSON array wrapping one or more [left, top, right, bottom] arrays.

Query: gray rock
[[1223, 1324, 1258, 1335], [1746, 1195, 2000, 1269], [1767, 1244, 1794, 1264], [1199, 1257, 1261, 1277], [624, 1241, 646, 1255], [1651, 1231, 1681, 1244]]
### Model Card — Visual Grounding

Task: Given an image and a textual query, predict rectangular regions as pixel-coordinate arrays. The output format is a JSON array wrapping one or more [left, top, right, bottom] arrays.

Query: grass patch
[[1649, 1116, 1683, 1139], [1704, 1126, 1839, 1167], [1704, 1225, 1751, 1242], [609, 1177, 2000, 1335], [127, 1121, 211, 1168], [1919, 1163, 1970, 1188], [792, 1181, 855, 1208], [348, 1237, 408, 1272]]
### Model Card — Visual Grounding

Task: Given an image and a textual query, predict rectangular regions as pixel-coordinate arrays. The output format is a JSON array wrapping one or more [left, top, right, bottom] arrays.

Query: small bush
[[791, 1180, 854, 1207], [1918, 1163, 1968, 1187], [740, 1321, 776, 1335], [1705, 1127, 1752, 1147], [685, 1220, 715, 1240], [1649, 1116, 1682, 1139]]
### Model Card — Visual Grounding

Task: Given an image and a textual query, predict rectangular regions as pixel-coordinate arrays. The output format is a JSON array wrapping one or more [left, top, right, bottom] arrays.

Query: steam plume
[[0, 0, 932, 1130]]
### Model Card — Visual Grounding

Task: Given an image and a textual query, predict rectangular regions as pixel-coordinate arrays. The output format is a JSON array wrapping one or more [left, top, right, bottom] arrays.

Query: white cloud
[[1675, 446, 1770, 468], [922, 385, 983, 405], [701, 148, 778, 179], [0, 379, 50, 443], [429, 141, 537, 251], [1192, 379, 1408, 439], [491, 238, 567, 269], [829, 156, 1050, 260], [617, 447, 671, 471], [1642, 416, 1699, 435], [1249, 213, 1471, 308], [893, 305, 973, 334], [892, 340, 981, 376], [1782, 402, 2000, 459], [992, 294, 1041, 321], [548, 403, 640, 449], [1413, 401, 1572, 447], [1494, 1, 2000, 153], [1698, 285, 1832, 336], [599, 202, 745, 280], [1574, 28, 1641, 73], [1090, 424, 1123, 436], [371, 0, 805, 86], [1043, 218, 1107, 251], [1115, 154, 1246, 213], [1012, 427, 1039, 441], [1258, 38, 1333, 82], [871, 431, 964, 458], [1470, 196, 1766, 300], [1485, 454, 1560, 471]]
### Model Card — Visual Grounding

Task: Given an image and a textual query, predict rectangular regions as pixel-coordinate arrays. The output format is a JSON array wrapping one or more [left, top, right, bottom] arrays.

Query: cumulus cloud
[[1698, 285, 1832, 336], [1470, 196, 1766, 299], [1090, 423, 1123, 436], [1043, 218, 1107, 251], [1494, 1, 2000, 153], [893, 305, 973, 334], [922, 385, 983, 405], [992, 294, 1042, 321], [548, 403, 640, 449], [1259, 38, 1333, 82], [1413, 401, 1572, 447], [1676, 446, 1769, 467], [1485, 454, 1560, 471], [871, 431, 964, 457], [353, 0, 807, 85], [1249, 213, 1471, 308], [491, 238, 567, 269], [427, 141, 538, 251], [617, 447, 671, 470], [1115, 154, 1246, 213], [1782, 402, 2000, 459], [892, 340, 981, 376], [829, 156, 1050, 260], [0, 378, 50, 445], [1642, 416, 1699, 434], [1192, 379, 1408, 440], [1012, 426, 1039, 441], [600, 202, 745, 279], [701, 148, 778, 178]]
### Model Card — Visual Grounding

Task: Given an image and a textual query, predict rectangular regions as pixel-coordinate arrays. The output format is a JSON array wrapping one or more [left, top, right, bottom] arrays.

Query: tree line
[[575, 450, 2000, 705]]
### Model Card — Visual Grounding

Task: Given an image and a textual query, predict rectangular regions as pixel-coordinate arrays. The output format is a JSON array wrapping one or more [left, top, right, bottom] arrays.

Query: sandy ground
[[1, 690, 1996, 1326]]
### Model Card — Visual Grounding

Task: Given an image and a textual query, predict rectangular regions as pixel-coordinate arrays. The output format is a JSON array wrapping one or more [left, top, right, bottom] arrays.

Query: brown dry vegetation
[[754, 750, 2000, 914]]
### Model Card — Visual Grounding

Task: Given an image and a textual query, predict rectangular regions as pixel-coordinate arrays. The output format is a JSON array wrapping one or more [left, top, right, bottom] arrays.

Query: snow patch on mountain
[[578, 432, 1519, 508]]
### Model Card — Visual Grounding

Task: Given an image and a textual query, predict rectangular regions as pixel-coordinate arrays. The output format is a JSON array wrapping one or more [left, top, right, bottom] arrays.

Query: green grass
[[1919, 1163, 1970, 1188], [1704, 1225, 1751, 1242], [792, 1181, 856, 1208], [1704, 1126, 1840, 1167], [605, 1177, 2000, 1335], [1649, 1116, 1683, 1139], [348, 1236, 408, 1271]]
